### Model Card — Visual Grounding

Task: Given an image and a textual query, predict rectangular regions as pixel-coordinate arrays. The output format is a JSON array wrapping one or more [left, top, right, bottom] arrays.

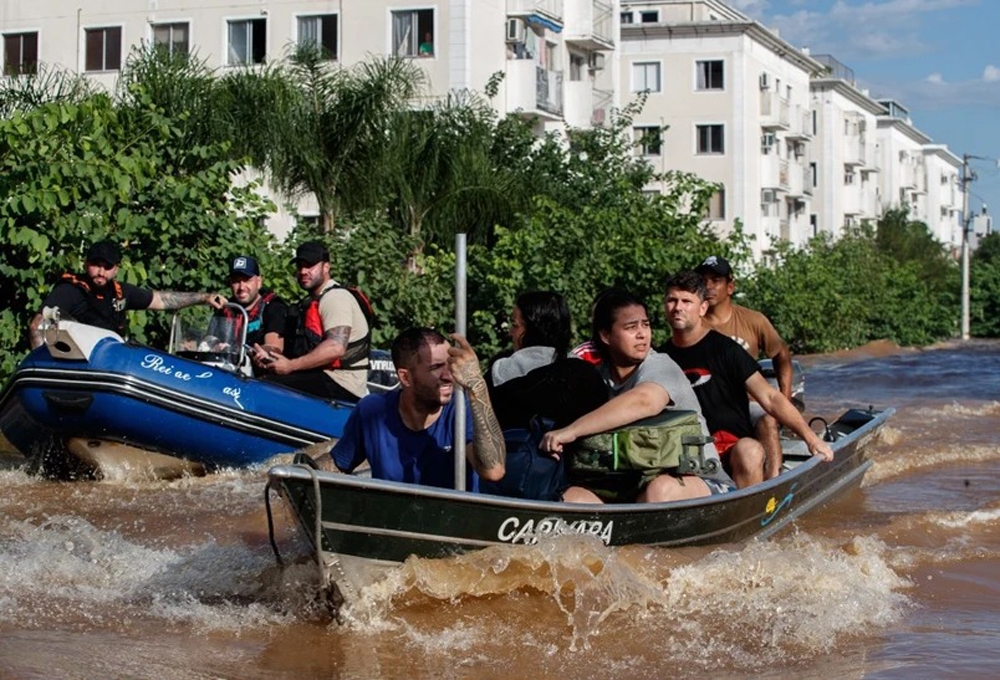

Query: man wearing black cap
[[222, 255, 287, 353], [257, 240, 370, 402], [28, 239, 225, 349], [695, 255, 794, 481]]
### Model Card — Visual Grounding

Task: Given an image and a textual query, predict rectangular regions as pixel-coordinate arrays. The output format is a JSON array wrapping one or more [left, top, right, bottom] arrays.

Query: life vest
[[58, 273, 128, 336], [291, 283, 374, 371], [220, 290, 277, 346]]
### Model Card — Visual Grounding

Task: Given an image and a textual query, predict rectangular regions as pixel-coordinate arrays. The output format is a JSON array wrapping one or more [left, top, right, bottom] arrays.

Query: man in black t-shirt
[[660, 270, 833, 488], [29, 240, 225, 349]]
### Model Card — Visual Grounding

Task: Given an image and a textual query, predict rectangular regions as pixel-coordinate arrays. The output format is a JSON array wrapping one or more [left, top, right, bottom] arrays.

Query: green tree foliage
[[0, 93, 274, 379], [381, 89, 524, 250], [221, 46, 423, 232], [742, 223, 958, 353], [970, 232, 1000, 337]]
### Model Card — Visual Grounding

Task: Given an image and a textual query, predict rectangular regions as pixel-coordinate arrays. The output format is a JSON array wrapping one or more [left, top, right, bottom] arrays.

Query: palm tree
[[0, 62, 92, 117], [221, 45, 424, 233], [380, 90, 527, 251]]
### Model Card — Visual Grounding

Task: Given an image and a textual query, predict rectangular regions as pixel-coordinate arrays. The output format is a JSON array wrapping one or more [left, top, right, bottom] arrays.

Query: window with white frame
[[697, 124, 724, 154], [228, 18, 266, 65], [640, 10, 659, 23], [392, 8, 434, 58], [85, 26, 122, 72], [844, 168, 856, 185], [810, 162, 818, 187], [3, 31, 38, 76], [152, 22, 190, 57], [298, 14, 338, 60], [632, 61, 660, 92], [696, 60, 723, 90], [620, 11, 634, 24], [634, 126, 662, 156], [705, 186, 726, 220]]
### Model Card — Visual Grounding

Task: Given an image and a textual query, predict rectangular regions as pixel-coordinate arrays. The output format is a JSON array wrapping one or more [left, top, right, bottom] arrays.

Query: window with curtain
[[392, 9, 434, 58], [228, 18, 266, 66], [298, 14, 338, 60], [3, 32, 38, 76], [152, 22, 189, 57], [632, 62, 661, 92], [696, 60, 723, 90], [85, 26, 122, 72]]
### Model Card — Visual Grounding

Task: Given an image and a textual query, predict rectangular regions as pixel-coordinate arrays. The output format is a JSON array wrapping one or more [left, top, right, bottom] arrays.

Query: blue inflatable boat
[[0, 314, 394, 479]]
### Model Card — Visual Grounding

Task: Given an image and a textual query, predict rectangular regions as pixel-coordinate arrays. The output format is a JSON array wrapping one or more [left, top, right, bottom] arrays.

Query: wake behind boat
[[0, 312, 396, 479], [265, 405, 893, 616]]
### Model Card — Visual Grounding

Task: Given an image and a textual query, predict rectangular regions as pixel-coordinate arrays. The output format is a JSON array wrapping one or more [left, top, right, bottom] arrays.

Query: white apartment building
[[619, 0, 821, 260], [922, 144, 963, 250], [1, 0, 970, 254], [1, 0, 618, 234], [809, 54, 884, 237]]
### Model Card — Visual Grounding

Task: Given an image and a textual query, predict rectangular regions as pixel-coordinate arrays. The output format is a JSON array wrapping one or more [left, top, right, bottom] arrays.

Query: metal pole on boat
[[454, 233, 468, 491]]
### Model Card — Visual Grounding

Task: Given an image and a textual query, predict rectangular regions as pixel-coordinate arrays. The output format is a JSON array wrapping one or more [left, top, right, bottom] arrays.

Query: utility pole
[[960, 154, 973, 340]]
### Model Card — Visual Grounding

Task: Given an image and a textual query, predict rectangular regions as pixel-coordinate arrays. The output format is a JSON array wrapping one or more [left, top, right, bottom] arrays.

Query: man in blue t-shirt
[[330, 327, 506, 490]]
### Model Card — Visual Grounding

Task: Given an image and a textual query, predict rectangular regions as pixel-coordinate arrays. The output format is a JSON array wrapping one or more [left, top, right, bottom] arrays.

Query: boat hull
[[267, 407, 892, 605], [0, 323, 354, 475]]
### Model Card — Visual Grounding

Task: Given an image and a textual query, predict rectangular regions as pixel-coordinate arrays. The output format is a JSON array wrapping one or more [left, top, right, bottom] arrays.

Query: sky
[[730, 0, 1000, 222]]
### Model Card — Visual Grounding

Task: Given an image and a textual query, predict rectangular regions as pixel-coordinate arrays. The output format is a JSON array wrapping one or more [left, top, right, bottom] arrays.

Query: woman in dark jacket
[[482, 291, 607, 500], [487, 291, 607, 431]]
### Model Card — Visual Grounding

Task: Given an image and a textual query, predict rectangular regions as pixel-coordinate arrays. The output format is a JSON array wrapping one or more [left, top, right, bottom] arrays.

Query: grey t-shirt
[[599, 350, 728, 480]]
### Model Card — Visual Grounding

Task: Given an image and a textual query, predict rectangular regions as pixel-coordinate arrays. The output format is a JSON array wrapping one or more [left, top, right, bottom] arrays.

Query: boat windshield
[[168, 305, 248, 374]]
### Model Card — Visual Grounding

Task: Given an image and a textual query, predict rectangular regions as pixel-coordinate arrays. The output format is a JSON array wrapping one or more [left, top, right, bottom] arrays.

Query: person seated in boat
[[208, 255, 288, 376], [482, 291, 607, 500], [256, 241, 370, 402], [329, 327, 506, 489], [696, 255, 795, 481], [539, 288, 735, 504], [487, 290, 607, 431], [28, 239, 226, 350], [659, 270, 833, 488]]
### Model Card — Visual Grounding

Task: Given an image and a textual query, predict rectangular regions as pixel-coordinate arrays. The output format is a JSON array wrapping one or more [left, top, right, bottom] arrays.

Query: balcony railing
[[760, 91, 790, 129], [536, 66, 564, 116]]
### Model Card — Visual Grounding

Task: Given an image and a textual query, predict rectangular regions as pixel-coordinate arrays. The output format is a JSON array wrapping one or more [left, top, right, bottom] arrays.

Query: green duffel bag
[[570, 409, 717, 483]]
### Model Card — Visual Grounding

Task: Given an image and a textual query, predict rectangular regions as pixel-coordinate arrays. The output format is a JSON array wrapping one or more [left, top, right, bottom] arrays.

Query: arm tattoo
[[158, 291, 209, 310], [325, 325, 351, 351], [464, 377, 506, 474]]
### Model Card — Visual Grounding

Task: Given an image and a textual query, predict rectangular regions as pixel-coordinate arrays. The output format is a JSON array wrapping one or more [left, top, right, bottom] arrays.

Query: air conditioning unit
[[589, 53, 606, 71], [762, 189, 777, 203], [506, 18, 526, 43], [759, 72, 770, 90]]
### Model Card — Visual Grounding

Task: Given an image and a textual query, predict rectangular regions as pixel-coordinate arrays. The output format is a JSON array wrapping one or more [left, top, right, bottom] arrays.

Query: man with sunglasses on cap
[[208, 255, 288, 376], [256, 240, 370, 403], [28, 239, 225, 349], [695, 255, 795, 481]]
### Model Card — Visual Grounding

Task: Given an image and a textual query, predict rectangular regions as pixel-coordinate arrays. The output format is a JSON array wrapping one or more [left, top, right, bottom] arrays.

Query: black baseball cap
[[229, 255, 260, 278], [85, 240, 122, 267], [695, 255, 733, 279], [291, 240, 330, 266]]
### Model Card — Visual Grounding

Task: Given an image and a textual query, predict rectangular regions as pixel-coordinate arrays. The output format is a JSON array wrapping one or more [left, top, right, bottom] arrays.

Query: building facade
[[808, 55, 884, 238], [1, 0, 618, 235], [619, 0, 821, 259], [1, 0, 970, 254]]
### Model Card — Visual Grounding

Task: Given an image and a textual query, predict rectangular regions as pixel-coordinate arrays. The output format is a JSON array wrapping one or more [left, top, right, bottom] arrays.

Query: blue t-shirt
[[331, 390, 478, 490]]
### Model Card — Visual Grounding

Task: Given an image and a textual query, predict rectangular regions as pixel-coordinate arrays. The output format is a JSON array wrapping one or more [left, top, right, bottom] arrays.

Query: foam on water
[[0, 513, 299, 632], [866, 442, 1000, 485], [333, 531, 911, 670]]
